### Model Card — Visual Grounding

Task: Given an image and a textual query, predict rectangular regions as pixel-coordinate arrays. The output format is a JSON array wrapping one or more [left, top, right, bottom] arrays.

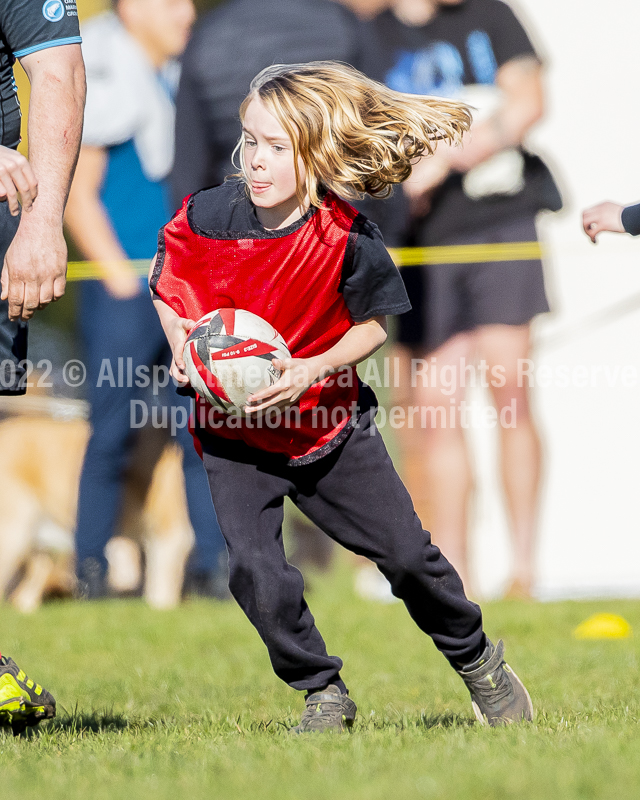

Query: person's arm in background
[[404, 56, 544, 215], [65, 145, 141, 298], [170, 40, 214, 208], [582, 201, 640, 243], [447, 56, 543, 171], [1, 44, 85, 320]]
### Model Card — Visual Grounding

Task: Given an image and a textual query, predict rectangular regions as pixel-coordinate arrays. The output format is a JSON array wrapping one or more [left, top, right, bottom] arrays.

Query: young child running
[[150, 61, 533, 732]]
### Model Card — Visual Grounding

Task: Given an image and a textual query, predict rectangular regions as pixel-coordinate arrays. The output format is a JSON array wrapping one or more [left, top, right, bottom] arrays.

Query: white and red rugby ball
[[182, 308, 290, 413]]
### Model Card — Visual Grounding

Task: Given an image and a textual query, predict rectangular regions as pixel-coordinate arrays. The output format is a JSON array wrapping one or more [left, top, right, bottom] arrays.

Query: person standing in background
[[170, 0, 368, 206], [362, 0, 561, 596], [65, 0, 228, 600], [0, 0, 84, 383], [0, 0, 85, 732]]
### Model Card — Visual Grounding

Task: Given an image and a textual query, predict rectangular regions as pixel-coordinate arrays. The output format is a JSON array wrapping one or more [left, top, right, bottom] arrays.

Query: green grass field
[[2, 564, 640, 800]]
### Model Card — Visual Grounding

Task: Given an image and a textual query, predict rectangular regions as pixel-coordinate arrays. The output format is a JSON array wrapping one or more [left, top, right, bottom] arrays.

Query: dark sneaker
[[75, 557, 108, 600], [182, 551, 232, 601], [0, 656, 56, 735], [292, 684, 357, 733], [456, 639, 533, 727], [182, 568, 231, 600]]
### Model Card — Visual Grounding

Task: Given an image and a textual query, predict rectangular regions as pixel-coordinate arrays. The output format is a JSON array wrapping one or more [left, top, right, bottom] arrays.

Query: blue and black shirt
[[0, 0, 81, 148]]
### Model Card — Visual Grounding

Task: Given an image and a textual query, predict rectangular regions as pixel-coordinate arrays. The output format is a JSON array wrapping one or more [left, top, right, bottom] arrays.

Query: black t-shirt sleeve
[[488, 0, 538, 68], [341, 218, 411, 322], [0, 0, 81, 57], [622, 203, 640, 236]]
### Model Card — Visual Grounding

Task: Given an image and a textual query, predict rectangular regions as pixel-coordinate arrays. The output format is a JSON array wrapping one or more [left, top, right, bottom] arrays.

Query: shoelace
[[301, 697, 345, 722], [471, 665, 513, 705]]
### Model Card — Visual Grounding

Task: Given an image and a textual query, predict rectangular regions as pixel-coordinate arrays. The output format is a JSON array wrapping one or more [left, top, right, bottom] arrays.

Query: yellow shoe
[[0, 655, 56, 735]]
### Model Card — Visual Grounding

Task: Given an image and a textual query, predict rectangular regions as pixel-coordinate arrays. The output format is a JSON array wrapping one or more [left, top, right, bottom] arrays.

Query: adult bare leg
[[477, 323, 542, 598], [411, 331, 477, 591], [390, 343, 433, 529]]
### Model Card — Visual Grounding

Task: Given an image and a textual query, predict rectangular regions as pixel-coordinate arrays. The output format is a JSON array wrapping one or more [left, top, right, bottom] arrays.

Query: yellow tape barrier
[[388, 241, 543, 267], [65, 241, 544, 281], [66, 260, 150, 282]]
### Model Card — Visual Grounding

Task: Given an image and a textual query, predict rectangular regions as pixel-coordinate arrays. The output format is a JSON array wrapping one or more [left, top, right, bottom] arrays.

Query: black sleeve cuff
[[349, 300, 412, 323], [622, 203, 640, 236]]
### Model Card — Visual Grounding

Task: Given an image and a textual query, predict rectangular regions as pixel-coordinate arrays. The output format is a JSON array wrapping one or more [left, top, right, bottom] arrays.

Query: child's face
[[242, 97, 307, 212]]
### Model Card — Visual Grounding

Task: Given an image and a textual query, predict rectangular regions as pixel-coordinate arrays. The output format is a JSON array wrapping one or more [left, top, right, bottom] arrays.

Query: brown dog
[[0, 397, 193, 612]]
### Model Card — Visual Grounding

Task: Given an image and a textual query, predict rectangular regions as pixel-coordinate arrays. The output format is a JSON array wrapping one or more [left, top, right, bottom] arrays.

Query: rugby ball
[[182, 308, 290, 413]]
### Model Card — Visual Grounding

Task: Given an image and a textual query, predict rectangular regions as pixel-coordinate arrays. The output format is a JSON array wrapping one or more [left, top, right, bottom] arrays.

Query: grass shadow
[[31, 707, 171, 737], [414, 711, 475, 730], [356, 710, 476, 733]]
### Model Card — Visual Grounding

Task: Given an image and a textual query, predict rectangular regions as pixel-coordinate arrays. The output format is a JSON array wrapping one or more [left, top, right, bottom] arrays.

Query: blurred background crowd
[[1, 0, 639, 613]]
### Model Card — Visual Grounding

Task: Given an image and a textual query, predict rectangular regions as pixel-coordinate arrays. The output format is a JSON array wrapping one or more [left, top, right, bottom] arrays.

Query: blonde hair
[[234, 61, 471, 207]]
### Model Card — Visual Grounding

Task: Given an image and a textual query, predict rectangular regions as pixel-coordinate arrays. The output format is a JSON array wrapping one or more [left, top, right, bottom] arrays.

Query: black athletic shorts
[[397, 217, 550, 353], [0, 203, 27, 395]]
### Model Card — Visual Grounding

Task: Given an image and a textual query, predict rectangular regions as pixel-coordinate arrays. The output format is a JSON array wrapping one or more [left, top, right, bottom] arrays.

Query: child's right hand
[[167, 316, 196, 385]]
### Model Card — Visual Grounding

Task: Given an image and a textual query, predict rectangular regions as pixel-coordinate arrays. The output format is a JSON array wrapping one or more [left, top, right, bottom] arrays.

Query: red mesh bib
[[152, 191, 362, 463]]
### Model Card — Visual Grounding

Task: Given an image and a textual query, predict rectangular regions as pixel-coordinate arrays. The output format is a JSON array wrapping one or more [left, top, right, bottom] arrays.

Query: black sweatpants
[[199, 404, 485, 692]]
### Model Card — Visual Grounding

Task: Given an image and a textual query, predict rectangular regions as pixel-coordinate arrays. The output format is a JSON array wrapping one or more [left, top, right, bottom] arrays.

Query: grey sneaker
[[292, 684, 357, 733], [456, 639, 533, 727]]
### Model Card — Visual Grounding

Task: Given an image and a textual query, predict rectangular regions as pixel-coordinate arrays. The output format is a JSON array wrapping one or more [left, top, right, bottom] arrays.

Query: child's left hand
[[244, 357, 321, 413]]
